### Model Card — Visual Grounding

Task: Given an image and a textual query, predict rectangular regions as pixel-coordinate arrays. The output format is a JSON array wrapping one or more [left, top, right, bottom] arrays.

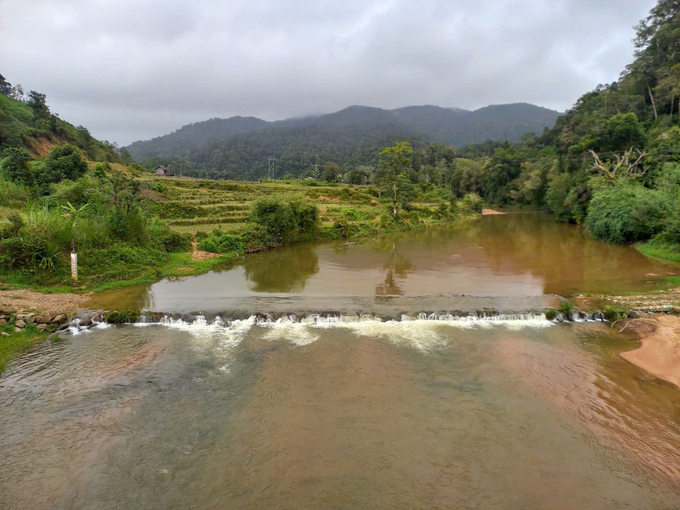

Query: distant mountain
[[127, 103, 559, 158], [125, 103, 560, 179]]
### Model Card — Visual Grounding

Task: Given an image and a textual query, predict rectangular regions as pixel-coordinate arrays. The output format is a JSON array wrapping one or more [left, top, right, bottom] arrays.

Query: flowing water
[[2, 212, 680, 509]]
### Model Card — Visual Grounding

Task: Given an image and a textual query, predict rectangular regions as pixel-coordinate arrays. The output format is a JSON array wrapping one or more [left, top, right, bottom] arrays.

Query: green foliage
[[376, 142, 415, 216], [585, 182, 672, 243], [250, 196, 318, 242], [453, 193, 484, 217], [558, 300, 574, 316], [334, 219, 350, 238], [104, 310, 140, 324], [1, 146, 33, 185], [33, 145, 88, 193], [546, 173, 574, 222], [545, 310, 558, 320], [603, 305, 630, 322]]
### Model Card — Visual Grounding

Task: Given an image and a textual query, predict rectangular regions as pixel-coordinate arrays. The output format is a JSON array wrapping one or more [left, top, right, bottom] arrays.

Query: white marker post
[[71, 251, 78, 281]]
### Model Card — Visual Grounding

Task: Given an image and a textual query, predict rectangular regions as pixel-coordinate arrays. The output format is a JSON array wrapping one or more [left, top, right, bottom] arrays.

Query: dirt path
[[621, 315, 680, 388]]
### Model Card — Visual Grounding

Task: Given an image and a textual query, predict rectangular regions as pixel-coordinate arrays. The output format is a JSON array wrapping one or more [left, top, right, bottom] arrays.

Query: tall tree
[[0, 74, 12, 96], [376, 141, 415, 216]]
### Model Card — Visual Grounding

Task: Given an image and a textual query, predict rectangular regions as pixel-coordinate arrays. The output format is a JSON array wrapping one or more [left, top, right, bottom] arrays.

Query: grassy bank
[[0, 176, 471, 293], [637, 241, 680, 264]]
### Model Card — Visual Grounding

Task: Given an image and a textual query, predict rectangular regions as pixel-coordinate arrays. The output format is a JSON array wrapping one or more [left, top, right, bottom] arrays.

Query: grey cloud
[[0, 0, 657, 145]]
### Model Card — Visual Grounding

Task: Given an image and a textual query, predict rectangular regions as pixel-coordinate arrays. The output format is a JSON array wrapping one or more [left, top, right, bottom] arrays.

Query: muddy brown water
[[90, 211, 679, 316], [2, 212, 680, 509]]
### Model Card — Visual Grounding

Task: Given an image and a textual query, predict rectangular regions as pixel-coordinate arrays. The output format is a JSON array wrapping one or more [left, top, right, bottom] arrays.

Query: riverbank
[[621, 315, 680, 389]]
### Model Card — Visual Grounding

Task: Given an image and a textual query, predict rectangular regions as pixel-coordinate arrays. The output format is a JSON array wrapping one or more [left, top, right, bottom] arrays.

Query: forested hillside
[[445, 0, 680, 258], [125, 103, 560, 177], [0, 76, 120, 162]]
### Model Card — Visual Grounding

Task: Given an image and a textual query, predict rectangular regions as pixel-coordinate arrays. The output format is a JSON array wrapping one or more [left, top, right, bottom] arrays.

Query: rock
[[0, 332, 9, 337], [51, 314, 68, 325], [16, 313, 34, 321], [0, 314, 8, 321], [15, 320, 26, 328], [75, 311, 93, 327], [57, 323, 70, 332], [14, 327, 22, 333], [628, 310, 641, 319], [36, 324, 48, 332], [0, 319, 6, 326], [34, 316, 50, 324]]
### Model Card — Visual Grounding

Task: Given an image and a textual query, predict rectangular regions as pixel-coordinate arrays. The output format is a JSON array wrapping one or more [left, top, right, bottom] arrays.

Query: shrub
[[251, 196, 318, 242], [104, 310, 140, 324], [603, 305, 630, 322], [335, 219, 350, 238], [148, 219, 191, 252], [545, 310, 558, 320], [558, 300, 574, 317], [585, 182, 672, 244], [455, 193, 483, 215]]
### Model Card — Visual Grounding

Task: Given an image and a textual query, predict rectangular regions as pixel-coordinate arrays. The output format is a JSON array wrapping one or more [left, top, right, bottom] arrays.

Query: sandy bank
[[482, 209, 507, 216], [621, 315, 680, 388], [0, 289, 91, 316]]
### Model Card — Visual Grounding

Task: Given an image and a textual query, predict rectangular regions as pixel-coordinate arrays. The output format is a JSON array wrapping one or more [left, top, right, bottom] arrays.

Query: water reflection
[[89, 212, 680, 313], [242, 244, 319, 292], [375, 243, 414, 296]]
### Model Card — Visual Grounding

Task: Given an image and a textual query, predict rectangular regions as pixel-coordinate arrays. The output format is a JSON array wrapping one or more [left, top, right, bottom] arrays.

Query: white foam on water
[[159, 315, 255, 350], [85, 312, 554, 351]]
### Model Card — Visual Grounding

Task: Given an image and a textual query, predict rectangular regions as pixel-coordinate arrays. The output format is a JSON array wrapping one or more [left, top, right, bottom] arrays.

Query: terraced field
[[140, 177, 445, 236]]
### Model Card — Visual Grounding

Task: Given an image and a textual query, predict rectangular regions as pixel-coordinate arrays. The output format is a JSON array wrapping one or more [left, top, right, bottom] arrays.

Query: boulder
[[16, 313, 34, 321], [0, 319, 6, 326], [34, 316, 50, 324], [51, 314, 68, 325], [0, 332, 9, 337], [15, 320, 26, 328], [75, 312, 93, 327], [36, 324, 48, 333], [57, 323, 70, 332]]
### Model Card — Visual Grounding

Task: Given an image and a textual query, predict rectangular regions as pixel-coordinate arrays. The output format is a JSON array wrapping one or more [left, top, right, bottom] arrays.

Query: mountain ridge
[[125, 102, 560, 161]]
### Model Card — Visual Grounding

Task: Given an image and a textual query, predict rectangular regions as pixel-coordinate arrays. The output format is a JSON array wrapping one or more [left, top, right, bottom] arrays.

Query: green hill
[[0, 91, 120, 162], [124, 103, 560, 179]]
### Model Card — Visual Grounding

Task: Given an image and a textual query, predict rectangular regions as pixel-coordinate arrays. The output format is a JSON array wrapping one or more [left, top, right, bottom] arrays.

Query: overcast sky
[[1, 0, 657, 145]]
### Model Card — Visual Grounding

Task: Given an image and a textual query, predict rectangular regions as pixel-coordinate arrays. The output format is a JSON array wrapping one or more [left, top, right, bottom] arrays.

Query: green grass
[[0, 323, 51, 375], [637, 241, 680, 264]]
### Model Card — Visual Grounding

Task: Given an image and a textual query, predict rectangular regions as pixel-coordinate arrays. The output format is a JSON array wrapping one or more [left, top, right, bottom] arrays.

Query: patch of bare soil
[[139, 189, 166, 201], [482, 209, 507, 216], [0, 289, 91, 315], [191, 241, 220, 261], [621, 315, 680, 388]]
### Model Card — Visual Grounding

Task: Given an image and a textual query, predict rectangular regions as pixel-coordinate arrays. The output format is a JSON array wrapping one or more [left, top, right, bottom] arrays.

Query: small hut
[[154, 166, 171, 177]]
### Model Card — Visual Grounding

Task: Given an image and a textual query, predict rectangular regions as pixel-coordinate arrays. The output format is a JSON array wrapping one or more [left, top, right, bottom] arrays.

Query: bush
[[104, 310, 140, 324], [148, 219, 192, 252], [545, 310, 558, 320], [335, 219, 350, 238], [198, 225, 277, 254], [455, 193, 483, 215], [603, 305, 630, 322], [585, 182, 672, 244], [558, 300, 574, 316], [251, 196, 318, 242]]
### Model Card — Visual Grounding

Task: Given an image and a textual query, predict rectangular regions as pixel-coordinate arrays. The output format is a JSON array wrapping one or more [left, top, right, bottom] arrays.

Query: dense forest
[[446, 0, 680, 253], [125, 103, 560, 177]]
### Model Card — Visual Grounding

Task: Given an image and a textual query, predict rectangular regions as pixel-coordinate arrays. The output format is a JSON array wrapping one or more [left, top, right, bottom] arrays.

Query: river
[[1, 212, 680, 509]]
